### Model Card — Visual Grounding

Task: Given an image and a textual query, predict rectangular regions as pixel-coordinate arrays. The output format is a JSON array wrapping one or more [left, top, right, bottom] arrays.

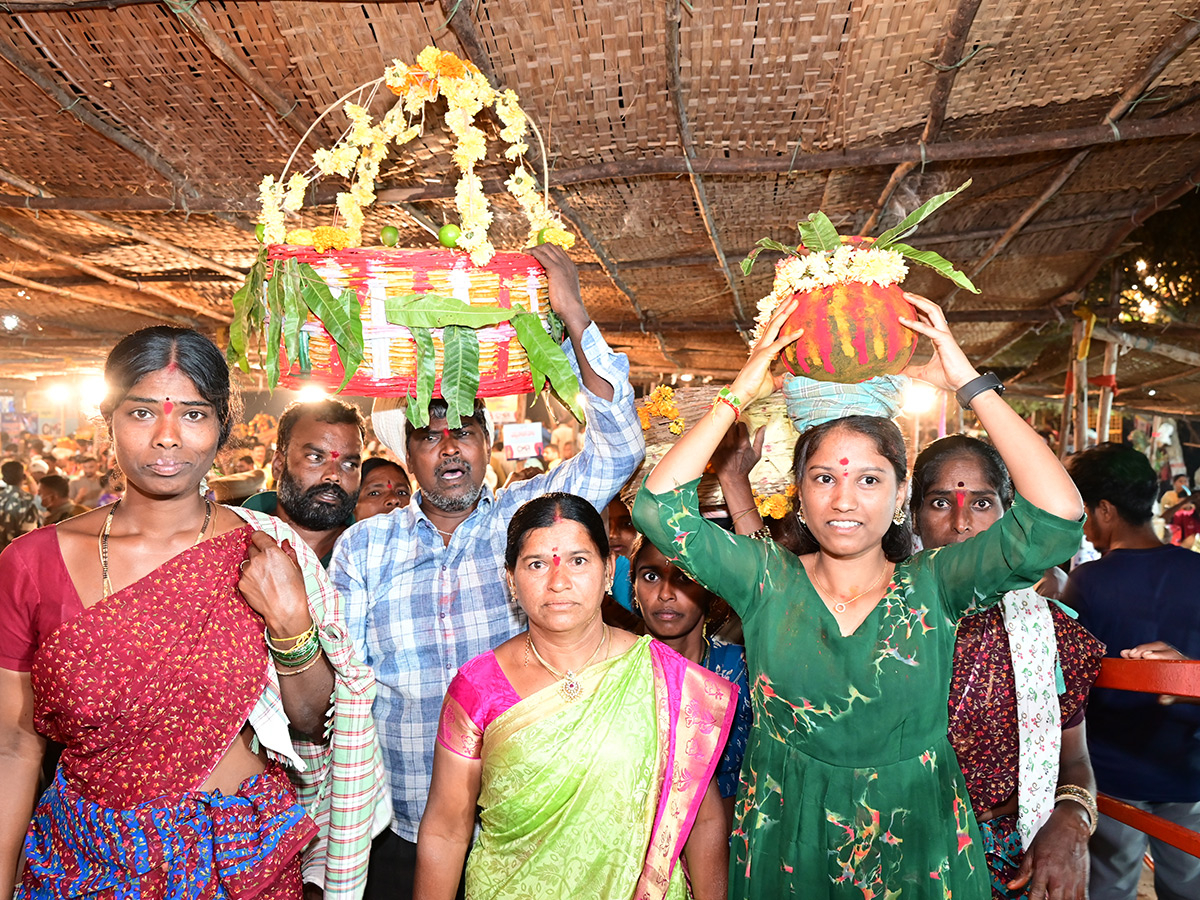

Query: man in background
[[1, 459, 41, 551], [243, 398, 365, 567], [1064, 443, 1200, 900], [38, 474, 87, 524]]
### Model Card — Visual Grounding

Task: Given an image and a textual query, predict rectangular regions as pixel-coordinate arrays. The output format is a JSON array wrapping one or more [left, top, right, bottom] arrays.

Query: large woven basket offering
[[228, 47, 583, 426], [271, 246, 550, 398]]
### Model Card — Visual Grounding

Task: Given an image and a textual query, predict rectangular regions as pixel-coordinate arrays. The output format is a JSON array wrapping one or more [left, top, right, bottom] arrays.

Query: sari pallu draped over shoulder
[[466, 637, 735, 900]]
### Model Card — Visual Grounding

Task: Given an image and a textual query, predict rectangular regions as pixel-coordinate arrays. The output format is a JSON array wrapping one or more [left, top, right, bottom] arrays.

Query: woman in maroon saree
[[0, 327, 380, 900]]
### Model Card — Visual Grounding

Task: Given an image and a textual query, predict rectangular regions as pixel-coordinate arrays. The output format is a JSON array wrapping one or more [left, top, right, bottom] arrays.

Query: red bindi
[[162, 399, 173, 414], [330, 450, 340, 459], [839, 458, 849, 466], [551, 547, 561, 566], [955, 490, 966, 508]]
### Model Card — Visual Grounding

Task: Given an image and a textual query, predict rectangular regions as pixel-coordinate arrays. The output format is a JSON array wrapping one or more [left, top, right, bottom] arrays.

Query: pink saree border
[[634, 640, 737, 900]]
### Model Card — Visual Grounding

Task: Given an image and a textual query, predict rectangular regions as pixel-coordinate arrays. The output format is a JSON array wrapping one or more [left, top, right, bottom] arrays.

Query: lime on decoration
[[438, 223, 461, 248], [380, 225, 400, 247], [254, 223, 266, 243]]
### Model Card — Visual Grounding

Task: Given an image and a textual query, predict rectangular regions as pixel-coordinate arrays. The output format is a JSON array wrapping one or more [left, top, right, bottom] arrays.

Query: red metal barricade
[[1091, 657, 1200, 860]]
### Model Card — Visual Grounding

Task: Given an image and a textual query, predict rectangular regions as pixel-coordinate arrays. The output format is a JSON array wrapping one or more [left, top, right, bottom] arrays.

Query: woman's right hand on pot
[[730, 296, 803, 404]]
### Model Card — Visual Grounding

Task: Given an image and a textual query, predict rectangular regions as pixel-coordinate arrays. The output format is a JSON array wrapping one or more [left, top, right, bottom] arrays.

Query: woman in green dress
[[632, 293, 1085, 899]]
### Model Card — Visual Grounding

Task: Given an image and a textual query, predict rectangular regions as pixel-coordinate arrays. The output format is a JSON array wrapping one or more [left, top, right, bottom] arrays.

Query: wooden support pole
[[1074, 345, 1089, 451], [1095, 340, 1119, 443], [0, 269, 189, 323], [0, 221, 228, 322], [1059, 322, 1080, 458], [0, 166, 245, 280], [1091, 326, 1200, 368]]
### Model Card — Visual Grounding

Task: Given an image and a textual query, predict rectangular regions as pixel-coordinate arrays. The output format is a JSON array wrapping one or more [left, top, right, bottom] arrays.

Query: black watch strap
[[956, 372, 1005, 409]]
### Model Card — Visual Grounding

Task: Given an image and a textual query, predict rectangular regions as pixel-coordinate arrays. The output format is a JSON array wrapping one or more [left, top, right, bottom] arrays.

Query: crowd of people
[[1, 247, 1198, 900]]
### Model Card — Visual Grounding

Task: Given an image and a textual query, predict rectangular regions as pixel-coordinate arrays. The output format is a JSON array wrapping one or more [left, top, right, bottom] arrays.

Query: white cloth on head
[[369, 398, 495, 467]]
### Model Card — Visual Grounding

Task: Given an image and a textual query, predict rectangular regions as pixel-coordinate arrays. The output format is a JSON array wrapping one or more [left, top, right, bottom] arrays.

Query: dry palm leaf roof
[[1, 0, 1199, 414]]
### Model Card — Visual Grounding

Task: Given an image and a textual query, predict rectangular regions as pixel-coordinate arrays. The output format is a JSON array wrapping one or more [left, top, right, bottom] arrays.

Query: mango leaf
[[796, 211, 842, 253], [511, 311, 585, 422], [740, 237, 798, 276], [889, 242, 980, 293], [226, 248, 267, 373], [544, 309, 565, 344], [385, 293, 514, 329], [297, 331, 312, 374], [281, 258, 304, 377], [405, 326, 437, 429], [296, 262, 364, 391], [528, 351, 546, 396], [440, 325, 480, 429], [264, 266, 285, 390], [874, 179, 973, 251]]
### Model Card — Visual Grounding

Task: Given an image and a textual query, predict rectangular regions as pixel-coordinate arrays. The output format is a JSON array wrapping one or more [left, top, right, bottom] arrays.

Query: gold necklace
[[810, 562, 889, 614], [99, 498, 213, 599], [526, 625, 609, 702]]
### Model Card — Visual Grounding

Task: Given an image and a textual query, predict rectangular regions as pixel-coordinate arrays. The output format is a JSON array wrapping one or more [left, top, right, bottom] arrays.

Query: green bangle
[[715, 386, 744, 419]]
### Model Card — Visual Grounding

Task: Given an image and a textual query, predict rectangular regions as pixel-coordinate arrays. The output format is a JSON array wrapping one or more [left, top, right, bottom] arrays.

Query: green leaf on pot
[[511, 310, 585, 423], [296, 262, 363, 391], [440, 325, 480, 429], [874, 179, 973, 250], [889, 242, 980, 293], [281, 258, 304, 377], [226, 247, 267, 374], [740, 237, 798, 276], [796, 211, 842, 253], [264, 266, 285, 390], [406, 326, 437, 429], [385, 293, 513, 329]]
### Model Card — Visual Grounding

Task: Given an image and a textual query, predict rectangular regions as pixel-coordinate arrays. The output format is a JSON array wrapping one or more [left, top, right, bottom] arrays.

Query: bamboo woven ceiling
[[2, 0, 1200, 414]]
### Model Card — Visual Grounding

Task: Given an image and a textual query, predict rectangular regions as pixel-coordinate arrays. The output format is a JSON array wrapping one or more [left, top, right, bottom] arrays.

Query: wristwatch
[[955, 372, 1005, 409]]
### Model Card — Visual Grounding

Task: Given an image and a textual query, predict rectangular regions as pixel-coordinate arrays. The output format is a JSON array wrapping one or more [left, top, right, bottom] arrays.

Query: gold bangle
[[1054, 784, 1098, 835], [276, 650, 324, 676], [730, 507, 758, 524]]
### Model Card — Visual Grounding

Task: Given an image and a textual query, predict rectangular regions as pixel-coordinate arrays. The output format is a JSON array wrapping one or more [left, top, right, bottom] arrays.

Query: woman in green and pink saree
[[414, 492, 735, 900]]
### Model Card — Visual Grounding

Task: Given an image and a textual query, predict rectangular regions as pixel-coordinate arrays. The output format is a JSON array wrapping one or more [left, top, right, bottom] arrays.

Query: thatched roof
[[1, 0, 1199, 414]]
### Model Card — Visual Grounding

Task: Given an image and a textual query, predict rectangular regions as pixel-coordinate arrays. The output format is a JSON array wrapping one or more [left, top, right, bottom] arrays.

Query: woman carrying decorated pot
[[0, 327, 386, 899], [414, 492, 734, 900], [632, 279, 1084, 898]]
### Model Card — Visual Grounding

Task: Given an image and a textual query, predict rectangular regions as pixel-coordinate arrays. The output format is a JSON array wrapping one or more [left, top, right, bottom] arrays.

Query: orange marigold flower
[[638, 407, 651, 431], [312, 225, 351, 253], [285, 228, 315, 246], [669, 416, 685, 435], [433, 52, 468, 79]]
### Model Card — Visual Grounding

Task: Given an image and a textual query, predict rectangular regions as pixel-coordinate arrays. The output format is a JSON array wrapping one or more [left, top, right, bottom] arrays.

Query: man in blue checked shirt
[[330, 244, 645, 899]]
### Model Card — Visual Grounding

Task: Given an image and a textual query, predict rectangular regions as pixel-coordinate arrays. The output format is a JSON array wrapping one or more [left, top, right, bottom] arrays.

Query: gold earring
[[892, 506, 906, 526], [796, 502, 807, 526]]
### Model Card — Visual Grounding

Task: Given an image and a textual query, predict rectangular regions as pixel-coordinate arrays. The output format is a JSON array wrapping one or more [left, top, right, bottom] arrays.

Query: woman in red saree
[[414, 493, 734, 900], [0, 327, 385, 900]]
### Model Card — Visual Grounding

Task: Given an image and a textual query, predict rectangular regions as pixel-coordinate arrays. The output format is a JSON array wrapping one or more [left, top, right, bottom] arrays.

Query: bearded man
[[330, 245, 645, 899], [243, 398, 364, 567]]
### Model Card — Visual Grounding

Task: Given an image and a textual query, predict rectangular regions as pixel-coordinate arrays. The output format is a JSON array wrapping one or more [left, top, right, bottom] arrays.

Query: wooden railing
[[1091, 657, 1200, 859]]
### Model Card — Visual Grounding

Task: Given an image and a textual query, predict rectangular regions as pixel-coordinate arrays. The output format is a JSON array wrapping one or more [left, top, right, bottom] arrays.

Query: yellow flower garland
[[260, 47, 575, 263]]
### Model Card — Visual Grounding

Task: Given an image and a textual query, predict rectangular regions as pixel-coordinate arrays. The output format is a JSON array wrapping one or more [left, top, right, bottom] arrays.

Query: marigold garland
[[260, 46, 575, 263]]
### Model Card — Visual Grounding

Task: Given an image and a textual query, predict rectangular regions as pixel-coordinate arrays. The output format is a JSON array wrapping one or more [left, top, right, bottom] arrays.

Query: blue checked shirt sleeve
[[329, 523, 374, 666], [501, 322, 644, 513]]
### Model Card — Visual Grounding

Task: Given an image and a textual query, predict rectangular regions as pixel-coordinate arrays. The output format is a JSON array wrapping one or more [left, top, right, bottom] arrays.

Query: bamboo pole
[[0, 269, 189, 323], [1095, 340, 1119, 443], [1059, 321, 1080, 458], [0, 166, 245, 279], [1075, 347, 1089, 451]]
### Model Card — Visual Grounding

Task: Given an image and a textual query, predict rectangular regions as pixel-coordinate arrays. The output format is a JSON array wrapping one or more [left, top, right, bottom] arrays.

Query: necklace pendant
[[833, 601, 847, 614], [559, 670, 583, 702]]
